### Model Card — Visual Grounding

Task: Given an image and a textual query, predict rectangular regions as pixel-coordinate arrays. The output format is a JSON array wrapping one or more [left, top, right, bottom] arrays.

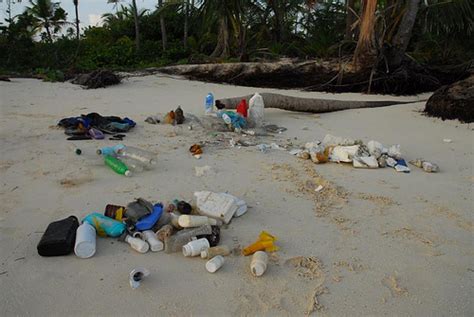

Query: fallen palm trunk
[[217, 93, 413, 114]]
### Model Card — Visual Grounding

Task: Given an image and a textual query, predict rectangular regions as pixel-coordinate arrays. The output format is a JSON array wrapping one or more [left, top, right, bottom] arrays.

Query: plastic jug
[[125, 234, 149, 253], [194, 191, 238, 224], [250, 251, 268, 277], [248, 93, 264, 128], [74, 222, 96, 258], [182, 238, 210, 257], [83, 213, 126, 237], [205, 93, 214, 114], [206, 255, 225, 273]]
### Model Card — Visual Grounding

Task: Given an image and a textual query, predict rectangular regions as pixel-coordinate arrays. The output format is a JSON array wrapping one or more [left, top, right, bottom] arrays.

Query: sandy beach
[[0, 75, 472, 316]]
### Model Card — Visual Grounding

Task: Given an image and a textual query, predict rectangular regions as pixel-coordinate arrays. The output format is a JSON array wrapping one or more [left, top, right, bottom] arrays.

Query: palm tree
[[157, 0, 167, 51], [26, 0, 67, 42], [107, 0, 141, 51], [73, 0, 79, 40]]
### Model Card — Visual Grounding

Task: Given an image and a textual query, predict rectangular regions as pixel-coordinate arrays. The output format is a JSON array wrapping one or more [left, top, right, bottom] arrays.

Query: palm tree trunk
[[183, 0, 188, 49], [344, 0, 356, 40], [132, 0, 140, 51], [45, 22, 53, 43], [392, 0, 421, 53], [158, 0, 167, 51], [211, 17, 229, 58], [353, 0, 377, 68], [217, 93, 410, 114], [74, 0, 80, 40]]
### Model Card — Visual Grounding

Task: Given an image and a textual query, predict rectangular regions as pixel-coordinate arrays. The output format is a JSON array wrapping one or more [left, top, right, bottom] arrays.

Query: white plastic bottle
[[248, 93, 264, 128], [142, 230, 164, 252], [178, 215, 218, 228], [250, 251, 268, 277], [74, 222, 96, 258], [182, 238, 210, 257], [206, 255, 225, 273], [125, 235, 149, 253]]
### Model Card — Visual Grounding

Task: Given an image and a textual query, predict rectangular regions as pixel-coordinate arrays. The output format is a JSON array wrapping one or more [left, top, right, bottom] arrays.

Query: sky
[[1, 0, 157, 28]]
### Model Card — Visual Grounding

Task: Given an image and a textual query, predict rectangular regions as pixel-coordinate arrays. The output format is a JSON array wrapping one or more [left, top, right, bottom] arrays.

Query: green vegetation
[[0, 0, 472, 77]]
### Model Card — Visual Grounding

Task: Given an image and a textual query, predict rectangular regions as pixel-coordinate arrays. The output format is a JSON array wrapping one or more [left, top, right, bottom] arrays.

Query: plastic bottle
[[206, 255, 225, 273], [182, 238, 210, 257], [248, 93, 264, 128], [69, 144, 82, 155], [178, 215, 218, 228], [201, 245, 230, 259], [97, 144, 125, 156], [125, 234, 149, 253], [74, 222, 96, 258], [142, 230, 164, 252], [135, 203, 163, 231], [164, 225, 212, 253], [170, 212, 183, 229], [250, 251, 268, 277], [129, 267, 150, 289], [156, 224, 174, 242], [104, 155, 131, 177], [104, 204, 126, 221], [116, 146, 156, 167], [205, 93, 214, 114], [242, 231, 278, 256], [118, 157, 145, 173], [83, 213, 126, 237]]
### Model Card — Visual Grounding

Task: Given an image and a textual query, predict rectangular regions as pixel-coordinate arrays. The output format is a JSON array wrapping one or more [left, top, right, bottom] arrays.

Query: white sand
[[0, 75, 472, 316]]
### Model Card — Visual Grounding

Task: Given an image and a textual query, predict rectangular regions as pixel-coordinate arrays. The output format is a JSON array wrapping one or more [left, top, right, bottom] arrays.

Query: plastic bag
[[248, 93, 264, 128]]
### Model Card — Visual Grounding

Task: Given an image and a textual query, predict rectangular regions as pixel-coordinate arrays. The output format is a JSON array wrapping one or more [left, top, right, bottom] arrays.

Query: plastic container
[[170, 212, 182, 229], [194, 191, 238, 224], [135, 203, 163, 231], [156, 224, 174, 242], [197, 225, 221, 247], [37, 216, 79, 257], [248, 93, 264, 128], [83, 213, 126, 237], [125, 235, 149, 253], [74, 222, 96, 258], [116, 146, 156, 168], [205, 93, 214, 114], [104, 204, 126, 221], [250, 251, 268, 277], [97, 144, 125, 156], [201, 245, 230, 259], [142, 230, 164, 252], [129, 267, 150, 289], [206, 255, 225, 273], [242, 231, 278, 256], [164, 225, 212, 253], [182, 238, 210, 257], [104, 155, 131, 177], [178, 215, 218, 228]]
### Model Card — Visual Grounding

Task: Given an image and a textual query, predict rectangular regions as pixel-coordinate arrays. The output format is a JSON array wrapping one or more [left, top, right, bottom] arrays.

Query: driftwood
[[0, 76, 11, 82], [217, 93, 414, 114], [424, 74, 473, 123]]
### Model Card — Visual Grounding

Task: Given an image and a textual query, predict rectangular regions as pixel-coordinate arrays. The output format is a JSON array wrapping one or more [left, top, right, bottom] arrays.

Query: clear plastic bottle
[[118, 157, 145, 173], [164, 225, 212, 253], [97, 144, 125, 156], [205, 93, 214, 114], [201, 245, 231, 259], [104, 155, 132, 177], [116, 146, 156, 168]]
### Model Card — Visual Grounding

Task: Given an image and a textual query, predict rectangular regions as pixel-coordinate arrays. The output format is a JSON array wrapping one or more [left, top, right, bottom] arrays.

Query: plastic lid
[[125, 170, 132, 177]]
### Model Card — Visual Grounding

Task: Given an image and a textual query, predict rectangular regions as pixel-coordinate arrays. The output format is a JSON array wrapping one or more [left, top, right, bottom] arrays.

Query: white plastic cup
[[74, 222, 96, 258], [182, 238, 210, 257], [142, 230, 164, 252], [178, 215, 217, 228], [206, 255, 225, 273], [250, 251, 268, 277]]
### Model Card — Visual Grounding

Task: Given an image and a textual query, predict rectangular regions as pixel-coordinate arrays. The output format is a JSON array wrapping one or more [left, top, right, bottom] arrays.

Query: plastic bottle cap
[[125, 170, 132, 177], [201, 250, 209, 259], [96, 149, 102, 155]]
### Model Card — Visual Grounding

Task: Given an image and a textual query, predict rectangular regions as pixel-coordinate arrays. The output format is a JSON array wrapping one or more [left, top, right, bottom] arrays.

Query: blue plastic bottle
[[205, 93, 214, 114], [97, 144, 125, 156], [135, 203, 163, 231], [83, 213, 126, 237]]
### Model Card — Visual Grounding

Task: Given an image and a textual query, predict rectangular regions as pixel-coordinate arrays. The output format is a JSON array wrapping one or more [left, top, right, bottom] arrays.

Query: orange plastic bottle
[[242, 231, 279, 256]]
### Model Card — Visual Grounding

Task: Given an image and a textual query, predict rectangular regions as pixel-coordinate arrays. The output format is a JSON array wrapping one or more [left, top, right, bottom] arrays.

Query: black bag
[[37, 216, 79, 257]]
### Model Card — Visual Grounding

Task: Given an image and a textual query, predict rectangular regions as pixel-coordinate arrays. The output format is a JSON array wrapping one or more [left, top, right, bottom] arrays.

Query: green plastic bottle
[[104, 155, 132, 177]]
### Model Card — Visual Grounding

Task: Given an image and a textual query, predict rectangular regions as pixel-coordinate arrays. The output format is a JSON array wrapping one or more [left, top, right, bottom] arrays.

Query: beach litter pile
[[37, 191, 277, 288], [58, 112, 136, 141], [289, 134, 439, 173]]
